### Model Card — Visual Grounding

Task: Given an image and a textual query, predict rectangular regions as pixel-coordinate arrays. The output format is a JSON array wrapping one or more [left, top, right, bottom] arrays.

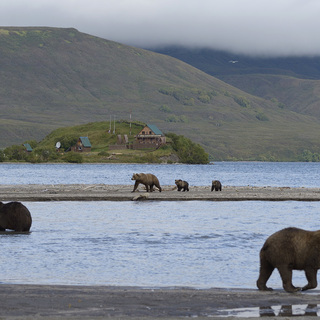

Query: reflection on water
[[219, 304, 320, 317], [2, 200, 320, 287]]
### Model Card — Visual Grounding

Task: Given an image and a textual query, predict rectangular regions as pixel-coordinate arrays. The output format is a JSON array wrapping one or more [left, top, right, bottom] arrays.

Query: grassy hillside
[[2, 27, 320, 160], [152, 46, 320, 121], [1, 121, 209, 164]]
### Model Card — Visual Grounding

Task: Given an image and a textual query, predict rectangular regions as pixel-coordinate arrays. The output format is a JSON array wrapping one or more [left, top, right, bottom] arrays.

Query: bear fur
[[211, 180, 222, 191], [257, 227, 320, 292], [131, 173, 162, 192], [175, 179, 189, 192], [0, 201, 32, 232]]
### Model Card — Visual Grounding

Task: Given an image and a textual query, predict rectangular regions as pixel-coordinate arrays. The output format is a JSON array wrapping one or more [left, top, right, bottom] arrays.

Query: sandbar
[[0, 184, 320, 201]]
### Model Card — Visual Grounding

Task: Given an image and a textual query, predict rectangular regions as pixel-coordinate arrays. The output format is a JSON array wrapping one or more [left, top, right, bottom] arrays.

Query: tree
[[166, 133, 209, 164]]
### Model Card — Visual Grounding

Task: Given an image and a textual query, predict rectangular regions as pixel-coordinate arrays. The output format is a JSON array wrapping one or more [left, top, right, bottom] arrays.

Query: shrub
[[63, 152, 83, 163], [166, 133, 209, 164]]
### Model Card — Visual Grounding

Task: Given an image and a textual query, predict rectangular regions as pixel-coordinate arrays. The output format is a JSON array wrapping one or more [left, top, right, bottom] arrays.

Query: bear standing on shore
[[211, 180, 222, 191], [257, 227, 320, 292], [131, 173, 162, 192], [175, 179, 189, 192], [0, 201, 32, 232]]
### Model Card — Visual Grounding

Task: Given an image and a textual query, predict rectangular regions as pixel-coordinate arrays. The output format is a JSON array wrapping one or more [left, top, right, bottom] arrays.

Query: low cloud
[[1, 0, 320, 57]]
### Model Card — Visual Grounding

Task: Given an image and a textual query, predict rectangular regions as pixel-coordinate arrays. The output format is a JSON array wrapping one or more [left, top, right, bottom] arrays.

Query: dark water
[[1, 162, 320, 288]]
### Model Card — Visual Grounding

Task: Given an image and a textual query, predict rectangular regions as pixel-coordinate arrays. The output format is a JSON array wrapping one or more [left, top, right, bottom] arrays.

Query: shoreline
[[1, 184, 320, 201], [0, 284, 319, 319]]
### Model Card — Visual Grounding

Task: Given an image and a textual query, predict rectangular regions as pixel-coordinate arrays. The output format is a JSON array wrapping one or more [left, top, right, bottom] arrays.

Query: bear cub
[[175, 179, 189, 192], [211, 180, 222, 191]]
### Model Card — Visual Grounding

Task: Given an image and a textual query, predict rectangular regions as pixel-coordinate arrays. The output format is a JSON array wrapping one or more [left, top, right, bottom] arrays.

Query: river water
[[1, 162, 320, 289]]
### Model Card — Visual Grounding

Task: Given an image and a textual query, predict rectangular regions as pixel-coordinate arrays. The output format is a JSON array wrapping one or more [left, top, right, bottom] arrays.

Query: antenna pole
[[113, 115, 115, 134], [130, 110, 132, 136]]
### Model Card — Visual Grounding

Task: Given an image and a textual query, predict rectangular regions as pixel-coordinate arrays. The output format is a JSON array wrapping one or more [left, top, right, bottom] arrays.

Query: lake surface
[[1, 162, 320, 289], [1, 161, 320, 187]]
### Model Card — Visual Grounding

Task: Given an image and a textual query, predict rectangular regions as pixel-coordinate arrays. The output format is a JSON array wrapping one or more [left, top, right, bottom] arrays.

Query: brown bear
[[131, 173, 162, 192], [0, 201, 32, 232], [211, 180, 222, 191], [175, 179, 189, 192], [257, 227, 320, 293]]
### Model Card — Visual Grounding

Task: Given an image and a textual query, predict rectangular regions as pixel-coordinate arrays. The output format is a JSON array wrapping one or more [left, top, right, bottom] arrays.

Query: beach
[[0, 284, 320, 319]]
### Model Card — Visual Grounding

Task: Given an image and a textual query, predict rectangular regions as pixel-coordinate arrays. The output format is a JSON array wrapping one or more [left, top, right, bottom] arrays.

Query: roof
[[23, 143, 32, 152], [79, 136, 92, 148], [146, 124, 164, 136]]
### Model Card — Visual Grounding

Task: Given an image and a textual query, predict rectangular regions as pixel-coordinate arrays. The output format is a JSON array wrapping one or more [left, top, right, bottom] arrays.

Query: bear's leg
[[0, 226, 5, 231], [132, 181, 140, 192], [146, 184, 151, 192], [277, 265, 300, 292], [302, 268, 318, 291], [177, 186, 181, 191], [257, 258, 274, 291]]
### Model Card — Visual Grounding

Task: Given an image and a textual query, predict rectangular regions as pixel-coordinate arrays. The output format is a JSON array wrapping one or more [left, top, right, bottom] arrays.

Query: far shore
[[1, 184, 320, 201]]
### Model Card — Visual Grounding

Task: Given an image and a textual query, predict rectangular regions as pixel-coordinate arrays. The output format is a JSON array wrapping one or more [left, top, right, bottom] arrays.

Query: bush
[[166, 133, 209, 164], [0, 150, 5, 162], [256, 112, 269, 121], [4, 145, 27, 161], [63, 152, 83, 163], [33, 146, 59, 162], [234, 96, 250, 108]]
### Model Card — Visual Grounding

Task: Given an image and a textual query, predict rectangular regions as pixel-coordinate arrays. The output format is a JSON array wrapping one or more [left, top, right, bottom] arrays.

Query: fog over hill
[[1, 27, 320, 161]]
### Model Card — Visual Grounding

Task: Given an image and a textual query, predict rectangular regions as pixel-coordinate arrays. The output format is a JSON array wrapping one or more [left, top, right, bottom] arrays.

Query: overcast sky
[[1, 0, 319, 57]]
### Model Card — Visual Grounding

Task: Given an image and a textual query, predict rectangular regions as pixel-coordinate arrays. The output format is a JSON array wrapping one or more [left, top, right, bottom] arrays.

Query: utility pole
[[130, 110, 132, 136]]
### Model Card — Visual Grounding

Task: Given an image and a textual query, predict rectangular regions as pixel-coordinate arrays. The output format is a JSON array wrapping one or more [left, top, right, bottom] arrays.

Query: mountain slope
[[1, 27, 320, 160], [151, 46, 320, 120]]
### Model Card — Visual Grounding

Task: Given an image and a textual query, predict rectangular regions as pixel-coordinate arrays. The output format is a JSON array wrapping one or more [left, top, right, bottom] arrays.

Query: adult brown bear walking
[[257, 227, 320, 292], [131, 173, 162, 192], [0, 201, 32, 232]]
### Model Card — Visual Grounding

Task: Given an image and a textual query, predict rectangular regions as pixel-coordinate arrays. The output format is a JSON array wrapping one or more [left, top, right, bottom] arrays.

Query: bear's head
[[132, 173, 140, 180]]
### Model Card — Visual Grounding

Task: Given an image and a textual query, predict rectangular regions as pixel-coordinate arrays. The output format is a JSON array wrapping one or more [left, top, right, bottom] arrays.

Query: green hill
[[1, 27, 320, 160], [1, 121, 209, 164]]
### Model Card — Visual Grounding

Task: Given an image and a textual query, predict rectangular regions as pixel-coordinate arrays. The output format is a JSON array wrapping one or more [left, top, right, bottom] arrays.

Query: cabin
[[71, 137, 92, 152], [133, 124, 166, 149], [23, 143, 32, 152]]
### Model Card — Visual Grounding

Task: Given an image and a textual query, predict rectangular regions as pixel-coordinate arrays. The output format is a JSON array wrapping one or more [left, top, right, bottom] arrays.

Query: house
[[133, 124, 166, 149], [71, 137, 92, 152], [23, 143, 32, 152]]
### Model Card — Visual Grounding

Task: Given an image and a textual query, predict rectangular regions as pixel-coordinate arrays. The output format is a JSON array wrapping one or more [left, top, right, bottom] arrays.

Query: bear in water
[[175, 179, 189, 192], [131, 173, 162, 192], [211, 180, 222, 191], [257, 227, 320, 292], [0, 201, 32, 232]]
